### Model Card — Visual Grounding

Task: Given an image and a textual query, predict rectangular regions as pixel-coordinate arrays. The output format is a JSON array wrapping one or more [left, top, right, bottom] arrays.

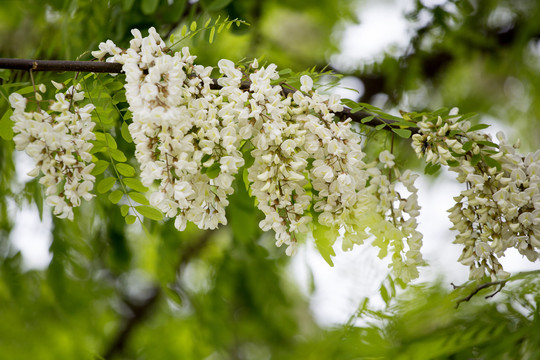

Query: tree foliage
[[1, 0, 540, 359]]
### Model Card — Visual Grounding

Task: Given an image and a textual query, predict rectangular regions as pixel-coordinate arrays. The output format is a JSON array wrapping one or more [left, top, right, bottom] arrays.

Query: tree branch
[[102, 230, 217, 359], [0, 58, 419, 134], [0, 58, 122, 73], [102, 286, 161, 360], [452, 280, 508, 309], [451, 270, 540, 308]]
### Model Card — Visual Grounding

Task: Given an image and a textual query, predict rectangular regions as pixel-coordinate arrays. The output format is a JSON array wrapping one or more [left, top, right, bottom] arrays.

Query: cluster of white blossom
[[93, 28, 244, 232], [9, 83, 96, 220], [337, 152, 424, 282], [412, 114, 540, 280], [89, 27, 424, 281]]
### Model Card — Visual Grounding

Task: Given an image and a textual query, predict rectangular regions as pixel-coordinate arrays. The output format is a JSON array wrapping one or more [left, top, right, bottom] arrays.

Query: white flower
[[300, 75, 313, 92], [378, 150, 395, 168], [10, 83, 96, 220], [8, 93, 27, 112]]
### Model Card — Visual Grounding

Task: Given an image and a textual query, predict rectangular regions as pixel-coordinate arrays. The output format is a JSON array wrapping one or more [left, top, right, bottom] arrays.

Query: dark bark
[[0, 58, 419, 134]]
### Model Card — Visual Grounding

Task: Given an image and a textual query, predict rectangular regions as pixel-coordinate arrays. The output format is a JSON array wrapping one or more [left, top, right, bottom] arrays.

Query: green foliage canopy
[[1, 1, 540, 359]]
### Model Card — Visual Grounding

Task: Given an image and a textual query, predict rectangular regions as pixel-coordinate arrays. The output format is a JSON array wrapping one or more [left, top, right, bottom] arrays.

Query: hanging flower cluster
[[9, 84, 96, 220], [337, 152, 424, 283], [86, 27, 423, 279], [412, 114, 540, 280]]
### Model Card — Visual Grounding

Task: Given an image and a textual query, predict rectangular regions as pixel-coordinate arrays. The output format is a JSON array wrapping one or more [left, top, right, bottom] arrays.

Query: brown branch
[[0, 58, 122, 73], [0, 58, 419, 134], [102, 286, 161, 360], [451, 270, 540, 308], [452, 280, 508, 309]]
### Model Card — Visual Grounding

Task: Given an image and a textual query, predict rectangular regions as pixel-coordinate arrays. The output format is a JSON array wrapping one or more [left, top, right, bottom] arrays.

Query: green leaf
[[141, 0, 159, 15], [448, 130, 461, 137], [125, 215, 137, 224], [447, 160, 460, 167], [393, 119, 417, 127], [121, 204, 129, 217], [91, 160, 109, 175], [128, 192, 150, 205], [375, 124, 386, 130], [109, 148, 127, 162], [205, 162, 221, 179], [217, 22, 226, 33], [108, 80, 125, 91], [360, 115, 375, 124], [108, 189, 123, 204], [190, 21, 197, 32], [374, 110, 404, 122], [0, 109, 13, 140], [97, 177, 116, 193], [94, 131, 106, 144], [341, 98, 358, 109], [484, 155, 502, 171], [124, 178, 149, 193], [90, 143, 104, 154], [117, 163, 136, 177], [356, 102, 379, 111], [201, 154, 212, 164], [462, 141, 474, 152], [136, 206, 163, 221], [180, 25, 188, 37], [468, 124, 490, 132], [380, 283, 390, 305], [120, 121, 133, 143], [242, 147, 255, 168], [391, 128, 412, 139], [209, 26, 216, 44], [112, 91, 126, 104], [313, 221, 337, 266], [105, 133, 117, 149], [278, 68, 292, 75], [477, 140, 499, 148], [471, 154, 482, 166], [424, 163, 441, 175], [227, 172, 260, 244], [15, 85, 36, 95]]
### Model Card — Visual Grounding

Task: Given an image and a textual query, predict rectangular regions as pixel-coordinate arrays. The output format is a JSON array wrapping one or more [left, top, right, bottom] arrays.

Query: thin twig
[[28, 69, 41, 112], [452, 269, 540, 308], [454, 280, 508, 308]]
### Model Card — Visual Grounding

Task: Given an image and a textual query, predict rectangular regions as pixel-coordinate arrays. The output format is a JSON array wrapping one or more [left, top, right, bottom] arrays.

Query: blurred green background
[[1, 0, 540, 358]]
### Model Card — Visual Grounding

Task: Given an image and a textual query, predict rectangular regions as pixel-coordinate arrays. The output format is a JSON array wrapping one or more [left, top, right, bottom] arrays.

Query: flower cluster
[[93, 28, 244, 232], [246, 72, 371, 255], [337, 152, 424, 283], [9, 84, 96, 220], [412, 114, 540, 280], [89, 28, 423, 275], [56, 27, 422, 281]]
